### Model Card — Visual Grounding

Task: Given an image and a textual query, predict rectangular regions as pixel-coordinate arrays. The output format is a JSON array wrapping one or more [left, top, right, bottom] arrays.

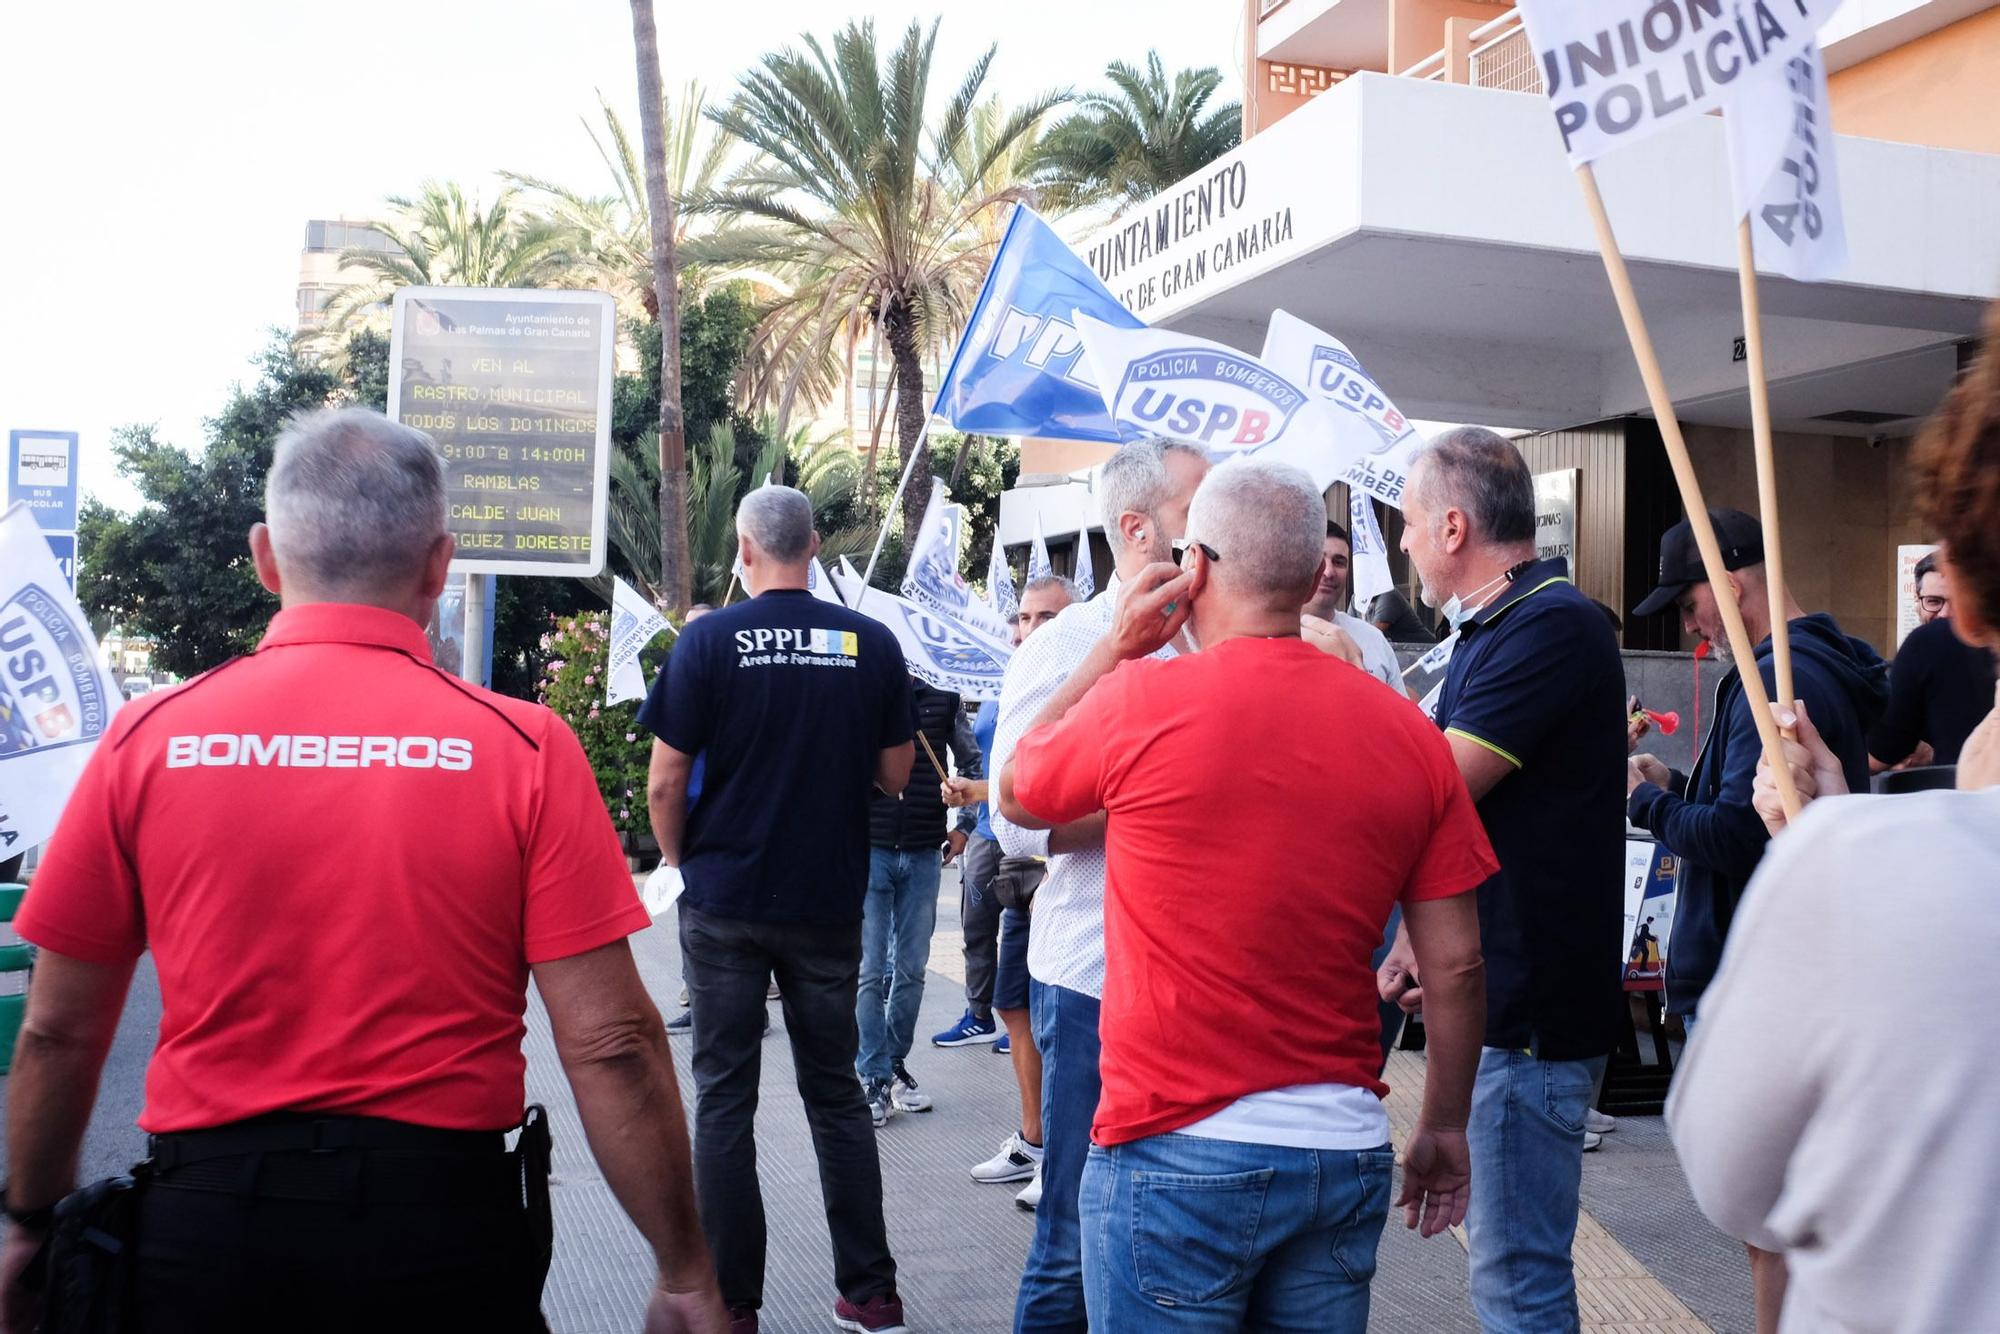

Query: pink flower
[[583, 673, 596, 686], [618, 808, 630, 820], [625, 732, 637, 742], [588, 708, 600, 719]]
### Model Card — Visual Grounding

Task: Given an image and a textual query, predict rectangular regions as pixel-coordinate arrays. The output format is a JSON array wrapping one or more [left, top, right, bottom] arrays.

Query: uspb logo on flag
[[1307, 347, 1409, 452], [809, 629, 859, 658], [0, 583, 112, 761], [1115, 348, 1306, 448]]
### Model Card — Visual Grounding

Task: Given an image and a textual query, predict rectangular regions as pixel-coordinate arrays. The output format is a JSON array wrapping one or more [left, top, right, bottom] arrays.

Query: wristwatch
[[0, 1185, 55, 1233]]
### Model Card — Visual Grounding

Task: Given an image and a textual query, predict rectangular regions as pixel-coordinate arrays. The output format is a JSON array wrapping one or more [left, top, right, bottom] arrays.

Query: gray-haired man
[[641, 484, 918, 1334], [988, 438, 1209, 1334], [4, 408, 725, 1332]]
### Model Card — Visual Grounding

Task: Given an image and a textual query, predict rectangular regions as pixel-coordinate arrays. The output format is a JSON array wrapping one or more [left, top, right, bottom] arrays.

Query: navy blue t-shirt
[[1434, 558, 1626, 1061], [638, 589, 915, 924]]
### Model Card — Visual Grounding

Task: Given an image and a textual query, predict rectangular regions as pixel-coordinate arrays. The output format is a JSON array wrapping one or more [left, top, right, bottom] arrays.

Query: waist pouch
[[991, 856, 1047, 912], [41, 1107, 555, 1331]]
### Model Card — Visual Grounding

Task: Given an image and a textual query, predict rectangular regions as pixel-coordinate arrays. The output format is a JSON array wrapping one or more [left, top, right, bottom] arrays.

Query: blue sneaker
[[931, 1009, 998, 1047], [993, 1030, 1011, 1055]]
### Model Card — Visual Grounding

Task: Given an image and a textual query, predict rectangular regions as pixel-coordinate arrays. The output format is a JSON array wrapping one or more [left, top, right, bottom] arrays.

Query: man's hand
[[1956, 680, 2000, 793], [1626, 695, 1651, 753], [1627, 753, 1670, 795], [1300, 615, 1363, 668], [941, 776, 988, 809], [1376, 935, 1422, 1015], [1752, 700, 1849, 835], [1397, 1124, 1472, 1237], [643, 1274, 731, 1334], [942, 829, 968, 866], [0, 1224, 47, 1334], [1107, 563, 1196, 661]]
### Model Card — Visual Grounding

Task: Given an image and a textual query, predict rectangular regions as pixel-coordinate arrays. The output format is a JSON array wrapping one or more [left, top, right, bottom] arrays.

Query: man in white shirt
[[1304, 520, 1403, 690], [989, 437, 1208, 1334]]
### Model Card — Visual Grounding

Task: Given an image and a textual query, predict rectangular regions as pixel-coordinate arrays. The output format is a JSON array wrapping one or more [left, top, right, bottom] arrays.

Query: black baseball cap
[[1632, 508, 1765, 618]]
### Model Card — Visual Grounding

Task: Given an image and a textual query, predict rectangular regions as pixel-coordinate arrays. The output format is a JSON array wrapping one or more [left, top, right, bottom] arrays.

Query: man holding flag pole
[[1511, 2, 1845, 1327]]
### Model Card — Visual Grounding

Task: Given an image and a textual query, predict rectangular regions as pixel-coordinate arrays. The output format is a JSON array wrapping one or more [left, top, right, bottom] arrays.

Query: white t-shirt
[[1334, 610, 1402, 691], [1668, 787, 2000, 1333], [1179, 1083, 1390, 1151]]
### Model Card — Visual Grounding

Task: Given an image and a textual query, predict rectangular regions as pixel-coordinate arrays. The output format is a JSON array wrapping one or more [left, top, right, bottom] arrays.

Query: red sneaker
[[832, 1292, 909, 1333]]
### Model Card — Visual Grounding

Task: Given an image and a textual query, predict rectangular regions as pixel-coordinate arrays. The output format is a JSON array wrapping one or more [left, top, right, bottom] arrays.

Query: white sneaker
[[1015, 1166, 1042, 1211], [971, 1132, 1044, 1184], [1583, 1130, 1603, 1152], [890, 1062, 933, 1113], [1585, 1108, 1616, 1135]]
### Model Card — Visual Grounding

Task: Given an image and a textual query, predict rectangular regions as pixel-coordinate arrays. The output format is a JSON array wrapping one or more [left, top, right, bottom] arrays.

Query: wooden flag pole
[[1734, 218, 1797, 736], [1574, 165, 1802, 819]]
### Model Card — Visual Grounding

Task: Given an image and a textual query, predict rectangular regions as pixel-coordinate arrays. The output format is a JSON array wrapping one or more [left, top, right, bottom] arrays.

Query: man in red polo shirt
[[0, 408, 725, 1333], [1000, 459, 1492, 1333]]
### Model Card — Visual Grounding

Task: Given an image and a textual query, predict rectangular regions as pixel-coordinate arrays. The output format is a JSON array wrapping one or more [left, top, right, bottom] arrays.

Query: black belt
[[147, 1113, 518, 1208]]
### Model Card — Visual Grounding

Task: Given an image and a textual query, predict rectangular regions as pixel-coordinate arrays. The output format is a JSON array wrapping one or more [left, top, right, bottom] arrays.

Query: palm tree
[[320, 181, 577, 332], [1030, 53, 1241, 213], [504, 84, 746, 325], [608, 420, 871, 605], [629, 0, 692, 613], [693, 19, 1064, 543]]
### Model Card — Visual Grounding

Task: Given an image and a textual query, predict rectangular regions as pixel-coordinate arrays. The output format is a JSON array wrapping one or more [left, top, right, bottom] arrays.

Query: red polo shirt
[[16, 603, 650, 1133], [1011, 637, 1497, 1147]]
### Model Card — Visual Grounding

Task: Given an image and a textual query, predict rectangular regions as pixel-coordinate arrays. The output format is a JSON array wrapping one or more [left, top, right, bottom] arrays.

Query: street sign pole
[[461, 573, 492, 687]]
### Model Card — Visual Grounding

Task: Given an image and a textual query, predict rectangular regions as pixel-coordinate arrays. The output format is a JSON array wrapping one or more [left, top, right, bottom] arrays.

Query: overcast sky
[[0, 0, 1243, 511]]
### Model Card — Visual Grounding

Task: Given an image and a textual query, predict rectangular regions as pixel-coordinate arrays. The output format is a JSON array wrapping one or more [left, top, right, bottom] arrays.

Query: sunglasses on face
[[1171, 538, 1219, 569]]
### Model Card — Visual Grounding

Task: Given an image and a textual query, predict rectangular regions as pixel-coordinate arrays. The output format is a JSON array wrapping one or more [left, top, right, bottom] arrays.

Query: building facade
[[295, 218, 399, 335], [1000, 0, 2000, 655]]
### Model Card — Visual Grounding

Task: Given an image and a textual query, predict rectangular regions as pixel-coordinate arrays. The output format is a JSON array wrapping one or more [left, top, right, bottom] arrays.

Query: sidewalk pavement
[[0, 866, 1754, 1333]]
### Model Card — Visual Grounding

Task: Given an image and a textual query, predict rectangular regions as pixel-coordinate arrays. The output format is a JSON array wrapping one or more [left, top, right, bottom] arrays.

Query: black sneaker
[[666, 1010, 692, 1035], [863, 1078, 894, 1128]]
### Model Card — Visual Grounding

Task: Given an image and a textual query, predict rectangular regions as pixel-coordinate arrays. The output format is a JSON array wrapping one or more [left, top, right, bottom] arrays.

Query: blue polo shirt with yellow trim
[[1434, 557, 1626, 1060]]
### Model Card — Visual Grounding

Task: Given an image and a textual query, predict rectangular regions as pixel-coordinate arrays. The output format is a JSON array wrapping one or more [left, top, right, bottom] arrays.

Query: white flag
[[1075, 312, 1362, 492], [902, 479, 1017, 645], [1029, 514, 1055, 586], [804, 556, 841, 605], [731, 550, 842, 605], [606, 577, 672, 706], [1728, 43, 1845, 281], [1514, 0, 1839, 166], [1262, 310, 1421, 510], [1070, 517, 1096, 601], [0, 503, 122, 855], [1349, 491, 1395, 609], [834, 559, 1013, 701], [987, 540, 1019, 621]]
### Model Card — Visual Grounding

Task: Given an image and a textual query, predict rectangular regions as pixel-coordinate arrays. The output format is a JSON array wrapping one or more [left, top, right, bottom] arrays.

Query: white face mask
[[1439, 567, 1514, 631]]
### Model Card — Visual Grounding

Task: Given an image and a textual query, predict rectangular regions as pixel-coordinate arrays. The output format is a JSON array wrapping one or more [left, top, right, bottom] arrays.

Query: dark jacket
[[868, 682, 980, 851], [1628, 613, 1888, 1016]]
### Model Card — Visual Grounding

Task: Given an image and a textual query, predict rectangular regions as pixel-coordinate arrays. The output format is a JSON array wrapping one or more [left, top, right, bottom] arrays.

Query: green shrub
[[537, 612, 667, 836]]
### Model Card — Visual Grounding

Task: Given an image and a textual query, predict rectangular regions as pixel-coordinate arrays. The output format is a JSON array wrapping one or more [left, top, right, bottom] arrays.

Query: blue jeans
[[1014, 979, 1100, 1334], [855, 847, 941, 1084], [1465, 1047, 1607, 1334], [1081, 1133, 1392, 1332]]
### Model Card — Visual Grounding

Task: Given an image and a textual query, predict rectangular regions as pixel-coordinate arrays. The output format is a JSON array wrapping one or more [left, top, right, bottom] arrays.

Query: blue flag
[[932, 206, 1144, 443]]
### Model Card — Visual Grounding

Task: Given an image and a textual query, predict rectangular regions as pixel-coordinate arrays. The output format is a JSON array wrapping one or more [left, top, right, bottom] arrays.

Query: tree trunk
[[629, 0, 691, 613], [884, 297, 931, 540], [843, 320, 857, 451]]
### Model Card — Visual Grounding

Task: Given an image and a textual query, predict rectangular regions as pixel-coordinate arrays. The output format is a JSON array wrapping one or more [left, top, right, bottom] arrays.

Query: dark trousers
[[959, 836, 1003, 1018], [134, 1152, 545, 1331], [679, 904, 897, 1310]]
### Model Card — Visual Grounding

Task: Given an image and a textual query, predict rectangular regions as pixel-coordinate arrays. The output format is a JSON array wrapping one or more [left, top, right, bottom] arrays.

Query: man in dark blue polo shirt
[[1383, 427, 1626, 1334], [642, 484, 918, 1334]]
